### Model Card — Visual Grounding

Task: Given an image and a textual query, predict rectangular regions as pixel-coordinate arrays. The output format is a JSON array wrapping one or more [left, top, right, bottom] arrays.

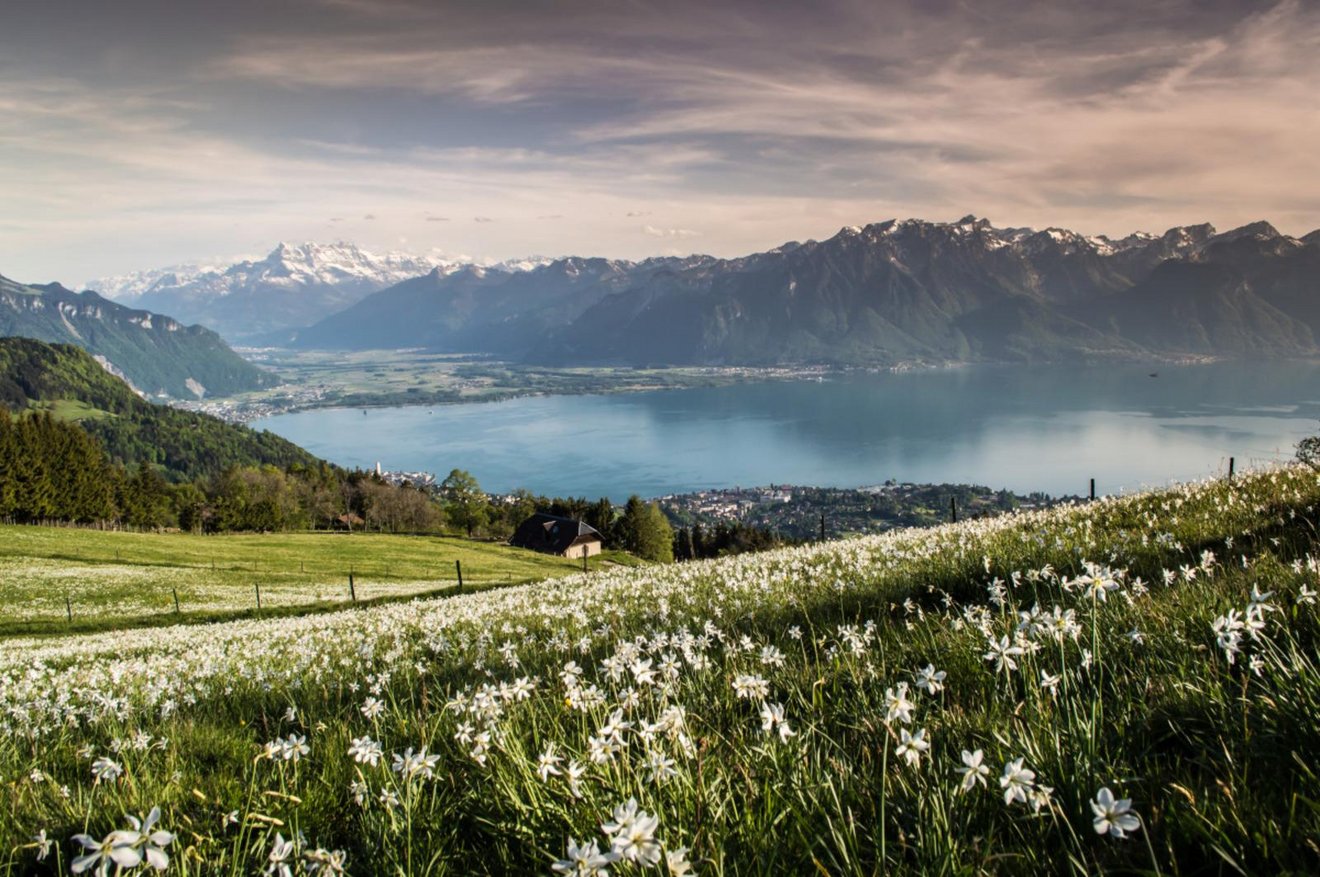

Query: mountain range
[[0, 275, 275, 398], [88, 242, 552, 343], [286, 255, 717, 353], [284, 217, 1320, 366]]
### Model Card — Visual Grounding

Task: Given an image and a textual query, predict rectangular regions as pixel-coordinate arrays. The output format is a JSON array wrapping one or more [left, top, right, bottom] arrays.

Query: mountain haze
[[289, 255, 714, 353], [88, 243, 554, 343]]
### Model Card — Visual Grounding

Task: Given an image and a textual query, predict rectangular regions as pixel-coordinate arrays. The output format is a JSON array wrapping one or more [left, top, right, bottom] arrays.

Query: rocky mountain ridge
[[288, 216, 1320, 367], [0, 277, 275, 398]]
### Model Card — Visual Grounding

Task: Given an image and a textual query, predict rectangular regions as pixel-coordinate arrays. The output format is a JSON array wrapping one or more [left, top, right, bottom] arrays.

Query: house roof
[[510, 513, 602, 555]]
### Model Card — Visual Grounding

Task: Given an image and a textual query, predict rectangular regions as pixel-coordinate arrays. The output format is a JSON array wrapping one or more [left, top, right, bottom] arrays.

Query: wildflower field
[[3, 468, 1320, 875], [0, 528, 600, 631]]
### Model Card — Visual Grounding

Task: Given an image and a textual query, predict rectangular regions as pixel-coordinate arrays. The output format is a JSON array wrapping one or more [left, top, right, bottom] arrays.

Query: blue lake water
[[253, 362, 1320, 500]]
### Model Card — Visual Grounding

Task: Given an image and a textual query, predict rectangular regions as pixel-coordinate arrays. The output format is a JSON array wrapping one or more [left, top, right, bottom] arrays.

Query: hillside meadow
[[1, 467, 1319, 874], [0, 527, 611, 633]]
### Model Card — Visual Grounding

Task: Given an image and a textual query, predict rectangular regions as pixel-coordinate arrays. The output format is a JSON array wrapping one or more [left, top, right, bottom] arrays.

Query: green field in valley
[[0, 525, 625, 633]]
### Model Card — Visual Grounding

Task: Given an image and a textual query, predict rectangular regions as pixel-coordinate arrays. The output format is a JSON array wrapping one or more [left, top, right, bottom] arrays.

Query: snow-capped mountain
[[86, 243, 552, 343], [287, 215, 1320, 365]]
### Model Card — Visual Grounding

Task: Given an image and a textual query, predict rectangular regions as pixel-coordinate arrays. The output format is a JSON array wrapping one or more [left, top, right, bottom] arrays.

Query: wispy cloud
[[1, 0, 1317, 282]]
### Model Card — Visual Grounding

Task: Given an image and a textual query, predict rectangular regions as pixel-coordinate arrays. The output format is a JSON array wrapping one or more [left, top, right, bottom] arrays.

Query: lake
[[254, 361, 1320, 500]]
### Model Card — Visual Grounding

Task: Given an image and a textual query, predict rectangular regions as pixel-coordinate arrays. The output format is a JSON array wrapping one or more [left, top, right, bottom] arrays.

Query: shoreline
[[171, 350, 1257, 425]]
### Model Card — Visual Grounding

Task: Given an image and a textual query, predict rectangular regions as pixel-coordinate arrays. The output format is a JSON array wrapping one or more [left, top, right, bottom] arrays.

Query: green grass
[[2, 469, 1320, 874], [0, 525, 628, 631], [25, 399, 114, 421]]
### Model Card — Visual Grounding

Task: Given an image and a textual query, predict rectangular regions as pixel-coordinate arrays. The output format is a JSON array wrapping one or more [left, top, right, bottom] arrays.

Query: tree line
[[0, 410, 683, 561], [671, 520, 796, 561]]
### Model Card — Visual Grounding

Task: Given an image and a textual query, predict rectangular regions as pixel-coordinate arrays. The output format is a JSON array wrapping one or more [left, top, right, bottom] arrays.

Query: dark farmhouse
[[509, 513, 603, 558]]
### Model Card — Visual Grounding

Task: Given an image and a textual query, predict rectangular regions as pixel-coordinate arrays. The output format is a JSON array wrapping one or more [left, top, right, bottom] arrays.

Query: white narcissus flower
[[983, 636, 1025, 674], [125, 806, 174, 871], [551, 838, 616, 876], [1091, 787, 1141, 838], [1000, 758, 1036, 805], [732, 674, 769, 700], [759, 701, 796, 742], [883, 683, 916, 724], [609, 809, 662, 866], [347, 736, 383, 766], [537, 742, 564, 782], [955, 749, 990, 793], [266, 833, 295, 877], [303, 847, 347, 874], [32, 829, 51, 861], [71, 829, 142, 876], [392, 746, 440, 781], [913, 664, 947, 694], [666, 846, 695, 876], [565, 760, 588, 799], [896, 727, 929, 768], [90, 756, 123, 784]]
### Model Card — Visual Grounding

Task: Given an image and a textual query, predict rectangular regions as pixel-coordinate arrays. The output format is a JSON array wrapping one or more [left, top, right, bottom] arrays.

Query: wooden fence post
[[349, 572, 356, 602], [255, 583, 261, 609], [1090, 478, 1096, 501], [456, 559, 464, 592], [1229, 456, 1235, 479], [173, 587, 180, 614], [65, 595, 72, 623], [950, 497, 957, 523]]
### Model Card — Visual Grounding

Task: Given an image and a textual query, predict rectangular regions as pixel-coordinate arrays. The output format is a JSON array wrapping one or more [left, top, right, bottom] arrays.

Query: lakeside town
[[658, 482, 1058, 540]]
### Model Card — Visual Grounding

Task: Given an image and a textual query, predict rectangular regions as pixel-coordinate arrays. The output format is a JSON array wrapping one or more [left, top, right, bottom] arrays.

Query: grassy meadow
[[2, 467, 1320, 874], [0, 526, 616, 633]]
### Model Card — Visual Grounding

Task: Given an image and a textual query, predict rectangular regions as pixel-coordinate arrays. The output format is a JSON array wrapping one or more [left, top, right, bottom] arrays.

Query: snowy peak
[[81, 243, 551, 343], [213, 241, 445, 294], [819, 216, 1274, 264], [89, 243, 551, 305]]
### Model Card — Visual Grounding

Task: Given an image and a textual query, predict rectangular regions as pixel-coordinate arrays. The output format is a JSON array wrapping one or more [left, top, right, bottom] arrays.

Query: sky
[[2, 0, 1319, 286]]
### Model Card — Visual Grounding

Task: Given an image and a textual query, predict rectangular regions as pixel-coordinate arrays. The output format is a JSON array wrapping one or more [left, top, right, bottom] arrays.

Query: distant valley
[[13, 216, 1320, 414]]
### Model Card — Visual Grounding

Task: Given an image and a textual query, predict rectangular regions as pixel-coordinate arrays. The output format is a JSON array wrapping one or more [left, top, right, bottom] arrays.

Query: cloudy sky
[[2, 0, 1318, 285]]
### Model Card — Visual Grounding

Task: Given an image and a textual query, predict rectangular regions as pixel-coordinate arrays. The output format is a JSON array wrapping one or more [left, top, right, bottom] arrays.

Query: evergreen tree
[[0, 409, 16, 519], [619, 495, 674, 563], [119, 465, 174, 529], [585, 497, 615, 545], [674, 526, 694, 561]]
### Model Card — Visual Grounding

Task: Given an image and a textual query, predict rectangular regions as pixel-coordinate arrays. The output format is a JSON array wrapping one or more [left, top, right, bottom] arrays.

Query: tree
[[673, 526, 694, 561], [1298, 427, 1320, 470], [585, 497, 615, 545], [618, 495, 674, 563], [119, 465, 173, 529], [441, 468, 488, 537]]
